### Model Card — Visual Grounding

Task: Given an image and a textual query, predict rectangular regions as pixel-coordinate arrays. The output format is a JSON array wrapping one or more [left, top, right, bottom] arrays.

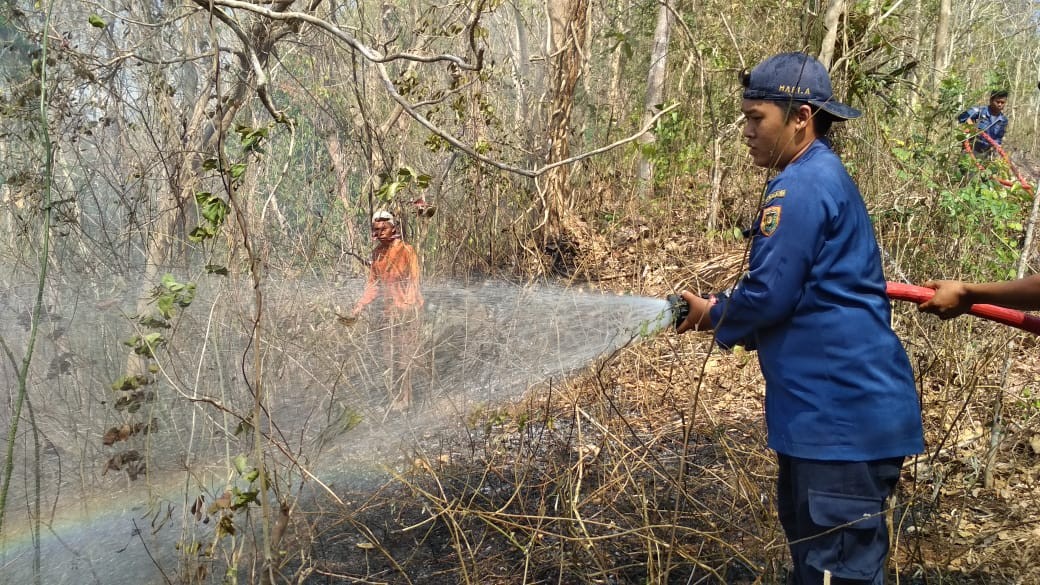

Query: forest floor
[[290, 231, 1040, 584], [300, 350, 1040, 584]]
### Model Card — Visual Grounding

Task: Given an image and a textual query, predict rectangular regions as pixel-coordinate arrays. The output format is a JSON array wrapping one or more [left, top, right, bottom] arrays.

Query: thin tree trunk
[[819, 0, 845, 69], [707, 136, 723, 231], [637, 1, 672, 196], [932, 0, 952, 91], [327, 132, 359, 250], [1016, 180, 1040, 279], [606, 33, 627, 140], [510, 3, 538, 167], [905, 0, 922, 109]]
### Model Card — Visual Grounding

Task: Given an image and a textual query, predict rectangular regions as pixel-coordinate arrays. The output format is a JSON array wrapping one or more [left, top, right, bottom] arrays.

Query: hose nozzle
[[666, 294, 690, 330]]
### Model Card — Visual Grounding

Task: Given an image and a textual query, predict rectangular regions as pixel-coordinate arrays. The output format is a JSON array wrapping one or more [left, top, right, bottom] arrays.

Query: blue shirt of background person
[[957, 90, 1009, 154]]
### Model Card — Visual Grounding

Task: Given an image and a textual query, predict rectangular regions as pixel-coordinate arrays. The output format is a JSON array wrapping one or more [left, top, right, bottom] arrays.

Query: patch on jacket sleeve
[[760, 206, 781, 237], [762, 189, 786, 206]]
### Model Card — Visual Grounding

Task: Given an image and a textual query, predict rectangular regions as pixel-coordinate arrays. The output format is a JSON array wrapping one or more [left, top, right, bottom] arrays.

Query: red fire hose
[[886, 281, 1040, 335], [962, 132, 1034, 193]]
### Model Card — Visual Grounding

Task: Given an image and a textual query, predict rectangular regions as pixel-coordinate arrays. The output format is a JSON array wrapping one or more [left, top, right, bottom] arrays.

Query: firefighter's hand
[[676, 291, 715, 334], [917, 280, 972, 320]]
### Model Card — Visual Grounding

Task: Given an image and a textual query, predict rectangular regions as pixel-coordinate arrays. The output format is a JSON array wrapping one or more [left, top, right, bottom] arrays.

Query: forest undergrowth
[[283, 170, 1040, 584], [301, 324, 1039, 584]]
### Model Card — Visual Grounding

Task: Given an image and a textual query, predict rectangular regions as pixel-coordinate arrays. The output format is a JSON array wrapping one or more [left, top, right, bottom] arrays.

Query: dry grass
[[279, 242, 1040, 584]]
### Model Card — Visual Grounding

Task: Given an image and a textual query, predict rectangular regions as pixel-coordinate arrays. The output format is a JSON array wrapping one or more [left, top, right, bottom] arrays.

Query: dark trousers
[[776, 455, 904, 585]]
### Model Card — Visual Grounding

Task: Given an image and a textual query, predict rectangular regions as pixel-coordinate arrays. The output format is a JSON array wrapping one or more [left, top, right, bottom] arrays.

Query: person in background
[[917, 274, 1040, 318], [958, 90, 1009, 156], [676, 52, 924, 585], [351, 210, 424, 412]]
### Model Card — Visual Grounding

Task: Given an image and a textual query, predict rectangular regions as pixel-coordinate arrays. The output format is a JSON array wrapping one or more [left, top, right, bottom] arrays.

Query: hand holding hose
[[674, 291, 716, 334], [887, 281, 1040, 335], [916, 280, 973, 320]]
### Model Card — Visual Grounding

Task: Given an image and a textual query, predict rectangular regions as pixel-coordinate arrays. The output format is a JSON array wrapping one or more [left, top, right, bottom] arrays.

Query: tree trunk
[[932, 0, 952, 91], [126, 2, 290, 376], [327, 132, 360, 251], [606, 33, 628, 141], [541, 0, 588, 236], [510, 2, 536, 166], [707, 136, 723, 232], [905, 0, 923, 109], [537, 0, 608, 278], [818, 0, 845, 70], [636, 1, 672, 196]]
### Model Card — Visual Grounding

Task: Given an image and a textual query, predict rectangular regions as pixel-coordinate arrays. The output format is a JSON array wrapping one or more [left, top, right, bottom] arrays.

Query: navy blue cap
[[742, 52, 861, 120]]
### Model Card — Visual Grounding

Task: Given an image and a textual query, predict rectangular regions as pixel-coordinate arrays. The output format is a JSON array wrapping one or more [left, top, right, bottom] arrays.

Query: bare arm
[[918, 274, 1040, 318]]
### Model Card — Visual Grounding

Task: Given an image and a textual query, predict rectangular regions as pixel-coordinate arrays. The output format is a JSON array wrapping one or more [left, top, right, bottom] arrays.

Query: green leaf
[[111, 374, 150, 392], [137, 315, 171, 329], [239, 127, 268, 152], [88, 14, 106, 28], [232, 454, 250, 475], [133, 332, 165, 357], [176, 287, 196, 307], [206, 264, 229, 276], [229, 163, 247, 180], [201, 196, 229, 224], [161, 273, 177, 290], [188, 226, 211, 242], [157, 295, 174, 318], [383, 181, 403, 199], [892, 147, 912, 162], [232, 489, 259, 509]]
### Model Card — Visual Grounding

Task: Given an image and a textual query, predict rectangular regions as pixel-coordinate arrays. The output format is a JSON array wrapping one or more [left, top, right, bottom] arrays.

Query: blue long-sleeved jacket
[[958, 105, 1008, 153], [708, 140, 924, 461]]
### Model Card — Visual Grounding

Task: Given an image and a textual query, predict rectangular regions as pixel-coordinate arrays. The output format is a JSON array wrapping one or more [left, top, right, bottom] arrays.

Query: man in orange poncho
[[351, 210, 424, 411]]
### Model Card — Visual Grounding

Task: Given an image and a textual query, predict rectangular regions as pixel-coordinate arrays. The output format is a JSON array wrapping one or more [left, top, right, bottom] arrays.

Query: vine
[[0, 7, 55, 585]]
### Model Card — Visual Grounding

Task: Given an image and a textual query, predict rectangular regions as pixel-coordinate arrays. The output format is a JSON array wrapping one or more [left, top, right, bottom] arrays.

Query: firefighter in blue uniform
[[957, 90, 1009, 156], [676, 53, 924, 585]]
